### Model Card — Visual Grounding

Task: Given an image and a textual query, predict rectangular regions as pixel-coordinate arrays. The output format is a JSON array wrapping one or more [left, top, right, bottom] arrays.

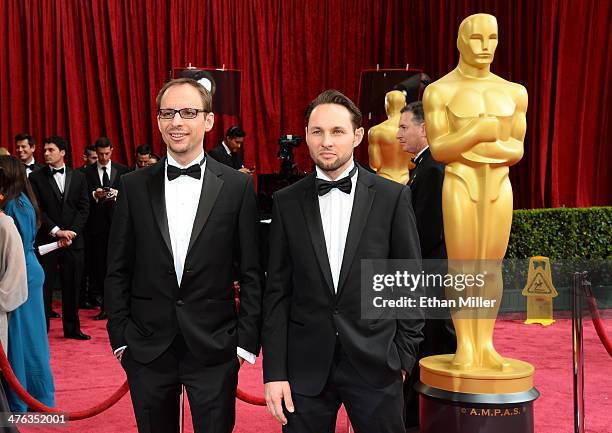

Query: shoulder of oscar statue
[[361, 165, 404, 193]]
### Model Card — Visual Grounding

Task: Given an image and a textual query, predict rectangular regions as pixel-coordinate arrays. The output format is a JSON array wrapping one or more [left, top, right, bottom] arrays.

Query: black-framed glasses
[[157, 108, 207, 120]]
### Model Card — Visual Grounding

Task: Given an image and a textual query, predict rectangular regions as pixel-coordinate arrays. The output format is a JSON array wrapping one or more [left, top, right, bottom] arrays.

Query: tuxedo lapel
[[63, 168, 73, 203], [409, 148, 430, 187], [336, 167, 375, 297], [92, 166, 102, 189], [147, 160, 173, 259], [186, 159, 224, 258], [109, 164, 118, 186], [300, 174, 335, 294]]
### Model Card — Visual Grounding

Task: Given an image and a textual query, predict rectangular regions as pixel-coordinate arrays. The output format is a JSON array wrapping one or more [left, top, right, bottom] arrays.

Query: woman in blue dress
[[0, 156, 55, 411]]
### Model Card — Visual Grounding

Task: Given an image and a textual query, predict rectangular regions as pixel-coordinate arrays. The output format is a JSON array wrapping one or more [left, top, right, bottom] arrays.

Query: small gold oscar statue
[[367, 90, 413, 184]]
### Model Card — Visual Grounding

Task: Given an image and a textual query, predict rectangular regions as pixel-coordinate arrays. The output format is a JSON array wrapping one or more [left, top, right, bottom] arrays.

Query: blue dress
[[4, 193, 55, 411]]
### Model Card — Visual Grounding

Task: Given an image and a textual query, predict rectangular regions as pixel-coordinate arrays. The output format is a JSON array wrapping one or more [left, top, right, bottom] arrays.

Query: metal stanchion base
[[416, 382, 539, 433]]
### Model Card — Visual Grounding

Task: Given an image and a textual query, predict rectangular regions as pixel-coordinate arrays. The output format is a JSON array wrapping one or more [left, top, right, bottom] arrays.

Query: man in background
[[15, 133, 43, 177], [208, 125, 252, 174], [83, 137, 129, 320], [134, 144, 153, 170], [396, 101, 456, 430], [80, 145, 98, 171], [29, 136, 90, 339]]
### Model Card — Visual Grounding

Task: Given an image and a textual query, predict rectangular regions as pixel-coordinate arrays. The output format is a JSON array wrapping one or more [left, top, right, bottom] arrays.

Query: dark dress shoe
[[64, 331, 91, 340], [80, 301, 97, 310], [49, 311, 61, 319], [94, 312, 107, 321]]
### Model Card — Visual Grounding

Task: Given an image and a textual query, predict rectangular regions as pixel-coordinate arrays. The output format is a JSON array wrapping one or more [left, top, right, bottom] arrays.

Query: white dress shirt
[[316, 161, 358, 292], [24, 157, 36, 177], [162, 151, 256, 364], [49, 165, 66, 236], [221, 141, 231, 155], [96, 161, 112, 185]]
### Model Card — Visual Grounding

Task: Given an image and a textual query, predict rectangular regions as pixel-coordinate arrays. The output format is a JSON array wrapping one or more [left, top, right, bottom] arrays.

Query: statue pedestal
[[417, 355, 539, 433]]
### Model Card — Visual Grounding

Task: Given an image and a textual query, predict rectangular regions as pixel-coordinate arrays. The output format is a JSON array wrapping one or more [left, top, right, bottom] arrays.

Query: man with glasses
[[105, 78, 262, 433]]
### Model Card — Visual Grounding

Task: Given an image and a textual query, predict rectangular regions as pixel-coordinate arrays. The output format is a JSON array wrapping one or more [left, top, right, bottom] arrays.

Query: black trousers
[[122, 335, 239, 433], [91, 232, 110, 310], [40, 247, 83, 335], [404, 317, 456, 428], [284, 343, 405, 433]]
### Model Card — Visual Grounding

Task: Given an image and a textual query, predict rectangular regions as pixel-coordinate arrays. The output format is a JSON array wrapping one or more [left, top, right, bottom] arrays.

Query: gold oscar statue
[[417, 16, 537, 430], [368, 90, 414, 184]]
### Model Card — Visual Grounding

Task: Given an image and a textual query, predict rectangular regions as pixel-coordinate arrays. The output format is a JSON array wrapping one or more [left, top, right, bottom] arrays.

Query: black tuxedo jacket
[[84, 162, 130, 236], [29, 166, 89, 250], [105, 156, 262, 365], [408, 148, 446, 260], [208, 144, 243, 170], [262, 166, 424, 396]]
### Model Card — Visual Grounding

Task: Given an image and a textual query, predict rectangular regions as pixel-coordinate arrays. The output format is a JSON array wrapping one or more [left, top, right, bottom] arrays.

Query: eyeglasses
[[157, 108, 207, 120]]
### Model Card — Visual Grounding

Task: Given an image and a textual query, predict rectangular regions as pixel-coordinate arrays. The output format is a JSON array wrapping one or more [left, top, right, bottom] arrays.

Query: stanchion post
[[572, 272, 586, 433], [180, 385, 185, 433]]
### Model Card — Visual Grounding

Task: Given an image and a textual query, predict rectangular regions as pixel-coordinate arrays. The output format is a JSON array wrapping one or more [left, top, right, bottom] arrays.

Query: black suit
[[263, 166, 424, 432], [29, 166, 89, 334], [105, 156, 262, 433], [208, 144, 243, 170], [405, 148, 456, 428], [83, 162, 129, 306]]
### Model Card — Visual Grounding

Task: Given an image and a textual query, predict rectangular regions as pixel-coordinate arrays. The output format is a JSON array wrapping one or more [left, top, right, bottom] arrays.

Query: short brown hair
[[305, 89, 362, 130], [155, 78, 212, 112]]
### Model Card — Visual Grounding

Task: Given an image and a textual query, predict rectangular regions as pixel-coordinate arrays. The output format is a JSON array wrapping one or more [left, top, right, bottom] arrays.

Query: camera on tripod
[[277, 134, 302, 176]]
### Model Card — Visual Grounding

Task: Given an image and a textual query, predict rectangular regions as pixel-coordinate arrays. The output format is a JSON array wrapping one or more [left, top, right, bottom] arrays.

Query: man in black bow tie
[[29, 136, 91, 340], [105, 78, 262, 433], [14, 133, 43, 177], [396, 101, 456, 429], [263, 90, 424, 433]]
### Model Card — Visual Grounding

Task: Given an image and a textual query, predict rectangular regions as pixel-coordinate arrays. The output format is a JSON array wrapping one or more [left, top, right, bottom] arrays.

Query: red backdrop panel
[[0, 0, 610, 208]]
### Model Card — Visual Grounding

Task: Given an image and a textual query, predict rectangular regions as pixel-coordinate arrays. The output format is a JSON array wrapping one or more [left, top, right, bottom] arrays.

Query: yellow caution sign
[[522, 256, 558, 326]]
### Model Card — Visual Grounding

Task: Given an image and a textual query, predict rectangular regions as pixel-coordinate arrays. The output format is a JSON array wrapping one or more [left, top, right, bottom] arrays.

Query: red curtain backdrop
[[0, 0, 610, 208]]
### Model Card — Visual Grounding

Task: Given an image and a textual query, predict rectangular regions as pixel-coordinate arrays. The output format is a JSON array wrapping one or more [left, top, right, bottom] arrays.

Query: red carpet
[[19, 309, 611, 433]]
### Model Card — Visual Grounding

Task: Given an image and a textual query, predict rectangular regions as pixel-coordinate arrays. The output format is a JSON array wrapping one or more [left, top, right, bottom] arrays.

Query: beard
[[314, 153, 352, 174]]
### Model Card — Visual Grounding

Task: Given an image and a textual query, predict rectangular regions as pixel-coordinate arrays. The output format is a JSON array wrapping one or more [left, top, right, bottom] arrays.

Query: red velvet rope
[[236, 388, 266, 406], [585, 295, 612, 358], [0, 342, 129, 420], [0, 290, 265, 420], [0, 340, 267, 420]]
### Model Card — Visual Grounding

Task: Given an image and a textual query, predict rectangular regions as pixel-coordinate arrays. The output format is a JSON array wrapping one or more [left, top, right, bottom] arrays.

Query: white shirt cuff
[[237, 347, 256, 364], [50, 226, 60, 237], [113, 345, 127, 356]]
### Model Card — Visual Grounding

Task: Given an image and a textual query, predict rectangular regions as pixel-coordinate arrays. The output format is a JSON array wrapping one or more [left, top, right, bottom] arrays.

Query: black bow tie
[[24, 163, 35, 170], [51, 167, 64, 175], [316, 165, 357, 196], [167, 157, 205, 181]]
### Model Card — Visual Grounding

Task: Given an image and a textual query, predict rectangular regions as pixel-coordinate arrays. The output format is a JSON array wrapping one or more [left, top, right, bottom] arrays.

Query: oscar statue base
[[417, 355, 539, 433]]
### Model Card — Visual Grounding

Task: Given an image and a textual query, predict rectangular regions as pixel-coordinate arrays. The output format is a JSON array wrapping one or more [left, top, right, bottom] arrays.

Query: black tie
[[316, 165, 357, 196], [101, 166, 110, 188], [167, 157, 206, 181], [51, 167, 64, 175], [24, 163, 35, 171]]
